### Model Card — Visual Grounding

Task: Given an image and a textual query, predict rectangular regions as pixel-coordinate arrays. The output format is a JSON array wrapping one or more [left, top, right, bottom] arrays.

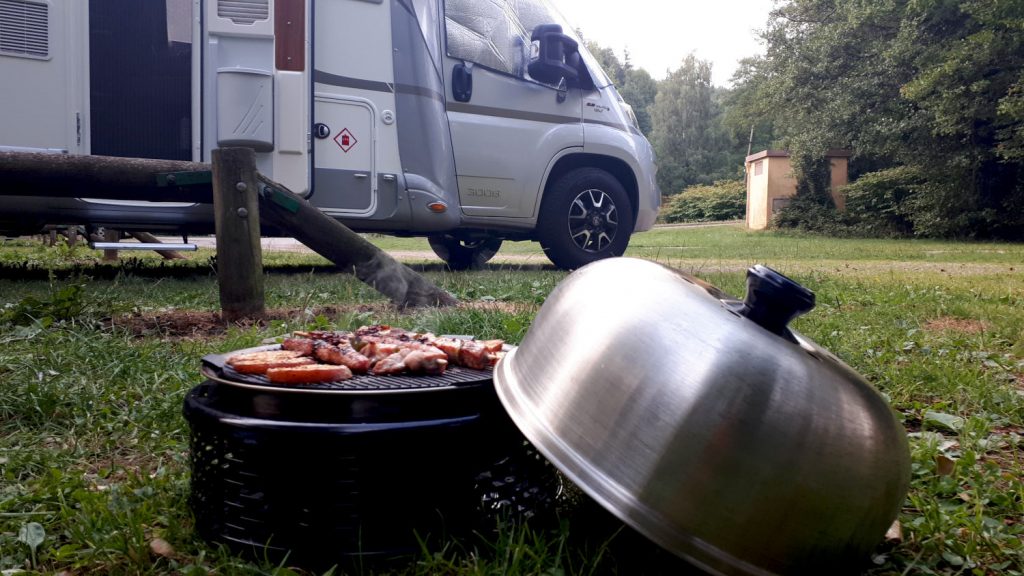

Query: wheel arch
[[539, 153, 639, 227]]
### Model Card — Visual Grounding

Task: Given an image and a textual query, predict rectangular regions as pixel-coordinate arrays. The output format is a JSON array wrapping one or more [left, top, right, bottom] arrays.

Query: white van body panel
[[0, 0, 88, 155], [581, 86, 660, 232], [442, 65, 583, 219], [310, 0, 396, 217], [0, 0, 660, 268]]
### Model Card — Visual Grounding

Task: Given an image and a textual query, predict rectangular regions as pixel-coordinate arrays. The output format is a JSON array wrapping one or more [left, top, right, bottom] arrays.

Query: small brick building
[[745, 149, 851, 230]]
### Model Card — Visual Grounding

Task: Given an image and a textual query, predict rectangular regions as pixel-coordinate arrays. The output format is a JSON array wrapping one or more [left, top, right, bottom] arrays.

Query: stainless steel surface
[[494, 258, 910, 576]]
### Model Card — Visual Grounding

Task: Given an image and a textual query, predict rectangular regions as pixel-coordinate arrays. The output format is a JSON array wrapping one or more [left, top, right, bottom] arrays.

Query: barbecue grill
[[184, 344, 558, 568]]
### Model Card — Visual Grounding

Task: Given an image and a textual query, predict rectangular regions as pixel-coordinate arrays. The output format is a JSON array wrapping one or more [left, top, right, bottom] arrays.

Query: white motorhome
[[0, 0, 659, 269]]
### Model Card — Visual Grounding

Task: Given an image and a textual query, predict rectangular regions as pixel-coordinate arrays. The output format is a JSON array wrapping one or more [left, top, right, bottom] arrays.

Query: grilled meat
[[281, 337, 315, 356], [313, 340, 371, 374]]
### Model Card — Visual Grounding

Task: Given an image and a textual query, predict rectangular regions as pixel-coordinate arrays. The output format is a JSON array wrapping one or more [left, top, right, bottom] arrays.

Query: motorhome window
[[443, 0, 610, 88], [444, 0, 531, 77], [0, 0, 49, 59]]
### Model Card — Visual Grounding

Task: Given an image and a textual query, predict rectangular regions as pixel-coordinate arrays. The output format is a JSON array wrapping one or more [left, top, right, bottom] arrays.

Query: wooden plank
[[126, 231, 188, 260], [1, 148, 456, 308], [0, 151, 211, 202], [212, 148, 265, 322], [257, 175, 458, 308]]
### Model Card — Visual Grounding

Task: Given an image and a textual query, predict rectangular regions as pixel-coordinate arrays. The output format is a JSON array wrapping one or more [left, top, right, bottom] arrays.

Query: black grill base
[[184, 381, 556, 568]]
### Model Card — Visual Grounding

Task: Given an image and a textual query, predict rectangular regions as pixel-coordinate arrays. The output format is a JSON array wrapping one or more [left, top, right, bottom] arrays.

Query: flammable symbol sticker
[[334, 128, 357, 153]]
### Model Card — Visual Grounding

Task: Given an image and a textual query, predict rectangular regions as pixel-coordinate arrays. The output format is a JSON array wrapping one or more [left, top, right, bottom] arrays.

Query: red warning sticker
[[334, 128, 357, 153]]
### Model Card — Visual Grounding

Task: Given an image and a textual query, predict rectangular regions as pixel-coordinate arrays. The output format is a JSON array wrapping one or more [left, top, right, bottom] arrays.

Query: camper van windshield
[[444, 0, 612, 88]]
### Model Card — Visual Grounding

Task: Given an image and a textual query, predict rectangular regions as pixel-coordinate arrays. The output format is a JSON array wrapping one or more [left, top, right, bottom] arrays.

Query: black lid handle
[[739, 265, 816, 339]]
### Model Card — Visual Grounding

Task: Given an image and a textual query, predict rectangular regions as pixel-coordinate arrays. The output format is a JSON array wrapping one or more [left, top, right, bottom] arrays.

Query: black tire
[[537, 167, 634, 270], [428, 235, 503, 270]]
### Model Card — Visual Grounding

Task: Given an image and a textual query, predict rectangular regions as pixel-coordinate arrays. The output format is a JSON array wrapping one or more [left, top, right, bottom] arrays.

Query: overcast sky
[[552, 0, 774, 86]]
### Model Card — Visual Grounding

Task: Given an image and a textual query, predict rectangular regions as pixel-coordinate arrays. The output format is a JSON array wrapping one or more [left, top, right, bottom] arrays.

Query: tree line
[[589, 0, 1024, 239]]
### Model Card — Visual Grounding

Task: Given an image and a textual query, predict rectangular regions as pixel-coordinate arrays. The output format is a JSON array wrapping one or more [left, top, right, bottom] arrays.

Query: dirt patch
[[460, 300, 539, 314], [108, 300, 539, 338], [107, 305, 385, 338], [923, 317, 990, 335]]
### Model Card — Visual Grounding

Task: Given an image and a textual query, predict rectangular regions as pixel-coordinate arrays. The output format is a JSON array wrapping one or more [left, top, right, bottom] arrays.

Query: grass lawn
[[1, 225, 1022, 575]]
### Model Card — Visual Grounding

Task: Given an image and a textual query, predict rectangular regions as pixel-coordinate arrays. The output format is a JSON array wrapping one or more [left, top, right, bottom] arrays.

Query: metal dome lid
[[493, 258, 910, 576]]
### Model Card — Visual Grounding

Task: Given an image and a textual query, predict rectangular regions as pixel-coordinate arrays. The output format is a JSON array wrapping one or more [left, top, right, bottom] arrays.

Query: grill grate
[[219, 363, 493, 391], [204, 345, 496, 393]]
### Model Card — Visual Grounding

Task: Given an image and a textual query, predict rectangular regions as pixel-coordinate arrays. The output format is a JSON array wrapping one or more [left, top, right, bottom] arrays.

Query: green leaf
[[17, 522, 45, 551], [923, 411, 965, 433], [942, 550, 965, 566]]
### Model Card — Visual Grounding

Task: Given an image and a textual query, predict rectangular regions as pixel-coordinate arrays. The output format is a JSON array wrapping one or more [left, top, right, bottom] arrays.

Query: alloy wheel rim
[[568, 188, 618, 253]]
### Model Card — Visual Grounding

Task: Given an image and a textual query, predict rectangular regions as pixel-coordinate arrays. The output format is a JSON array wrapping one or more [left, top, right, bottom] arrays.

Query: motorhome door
[[202, 0, 312, 196], [308, 0, 393, 216], [441, 0, 583, 220]]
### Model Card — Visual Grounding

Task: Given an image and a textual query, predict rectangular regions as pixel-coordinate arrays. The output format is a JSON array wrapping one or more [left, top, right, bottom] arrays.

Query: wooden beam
[[212, 148, 265, 322], [0, 151, 211, 202], [257, 175, 458, 308], [1, 149, 457, 308], [126, 231, 188, 260]]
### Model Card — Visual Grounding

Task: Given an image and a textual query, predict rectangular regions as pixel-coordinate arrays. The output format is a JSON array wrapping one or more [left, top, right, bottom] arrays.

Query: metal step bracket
[[89, 242, 198, 251]]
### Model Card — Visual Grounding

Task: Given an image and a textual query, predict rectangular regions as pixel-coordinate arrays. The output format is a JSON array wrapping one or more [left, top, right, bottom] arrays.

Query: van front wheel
[[537, 168, 634, 270], [428, 235, 503, 270]]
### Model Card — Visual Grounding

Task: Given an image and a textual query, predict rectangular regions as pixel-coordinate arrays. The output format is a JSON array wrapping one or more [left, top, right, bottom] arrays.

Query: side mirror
[[528, 24, 580, 88]]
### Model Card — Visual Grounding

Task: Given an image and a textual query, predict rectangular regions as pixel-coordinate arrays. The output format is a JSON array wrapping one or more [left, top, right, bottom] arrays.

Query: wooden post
[[212, 148, 265, 322], [102, 228, 120, 261]]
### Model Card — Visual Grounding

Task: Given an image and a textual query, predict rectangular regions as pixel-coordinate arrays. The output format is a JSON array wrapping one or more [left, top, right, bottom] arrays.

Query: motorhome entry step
[[89, 242, 198, 252]]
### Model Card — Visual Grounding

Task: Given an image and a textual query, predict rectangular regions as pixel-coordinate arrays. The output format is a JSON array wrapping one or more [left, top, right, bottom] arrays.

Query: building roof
[[745, 149, 853, 163]]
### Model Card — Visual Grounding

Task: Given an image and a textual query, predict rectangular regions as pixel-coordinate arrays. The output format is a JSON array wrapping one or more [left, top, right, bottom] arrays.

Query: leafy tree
[[723, 57, 779, 157], [584, 44, 747, 192], [731, 0, 1024, 239], [650, 55, 726, 194], [584, 42, 657, 134], [585, 41, 627, 85], [620, 67, 657, 135]]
